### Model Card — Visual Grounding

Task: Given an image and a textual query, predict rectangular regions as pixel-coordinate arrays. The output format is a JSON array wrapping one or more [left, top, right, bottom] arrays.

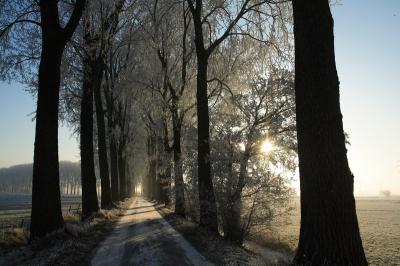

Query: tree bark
[[29, 0, 86, 242], [224, 151, 250, 244], [157, 170, 170, 205], [80, 55, 100, 218], [105, 75, 119, 202], [146, 134, 157, 200], [110, 134, 119, 201], [157, 129, 172, 205], [30, 40, 64, 241], [172, 115, 186, 217], [118, 139, 127, 200], [291, 1, 367, 265], [196, 55, 218, 233], [126, 171, 134, 198], [92, 58, 113, 208], [188, 0, 218, 233]]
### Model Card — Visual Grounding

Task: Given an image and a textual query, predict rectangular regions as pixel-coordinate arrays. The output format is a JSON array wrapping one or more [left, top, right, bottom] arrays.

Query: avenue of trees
[[0, 0, 368, 264]]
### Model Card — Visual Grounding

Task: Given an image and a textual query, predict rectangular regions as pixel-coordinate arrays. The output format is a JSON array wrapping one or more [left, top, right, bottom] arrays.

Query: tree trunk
[[30, 43, 64, 239], [29, 0, 86, 242], [118, 140, 127, 200], [110, 136, 119, 201], [80, 56, 100, 217], [172, 116, 186, 217], [224, 151, 250, 244], [157, 132, 171, 205], [149, 159, 157, 200], [291, 1, 367, 265], [188, 1, 219, 232], [127, 160, 135, 198], [92, 58, 113, 208], [196, 56, 218, 233], [144, 177, 149, 198], [127, 174, 133, 198], [156, 117, 169, 203], [146, 134, 157, 200], [157, 170, 170, 205], [108, 104, 119, 202]]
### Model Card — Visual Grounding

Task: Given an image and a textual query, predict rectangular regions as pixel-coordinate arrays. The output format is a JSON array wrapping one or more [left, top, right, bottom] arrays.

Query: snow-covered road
[[92, 197, 212, 266]]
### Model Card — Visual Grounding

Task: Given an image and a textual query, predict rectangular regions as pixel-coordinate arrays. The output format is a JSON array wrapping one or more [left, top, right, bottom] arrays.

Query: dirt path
[[92, 197, 212, 266]]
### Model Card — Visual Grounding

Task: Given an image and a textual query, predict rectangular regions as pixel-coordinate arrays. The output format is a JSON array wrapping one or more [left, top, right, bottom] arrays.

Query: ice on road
[[92, 197, 212, 266]]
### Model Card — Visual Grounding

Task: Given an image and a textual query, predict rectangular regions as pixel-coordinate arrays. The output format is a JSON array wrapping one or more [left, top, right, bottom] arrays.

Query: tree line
[[0, 161, 81, 195], [0, 0, 368, 264]]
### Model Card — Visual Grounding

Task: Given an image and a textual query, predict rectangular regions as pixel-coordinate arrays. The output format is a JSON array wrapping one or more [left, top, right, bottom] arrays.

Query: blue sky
[[0, 0, 399, 196], [331, 0, 400, 195], [0, 82, 80, 166]]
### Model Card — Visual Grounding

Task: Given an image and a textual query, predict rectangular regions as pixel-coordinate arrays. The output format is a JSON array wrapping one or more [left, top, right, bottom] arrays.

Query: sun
[[261, 139, 274, 153]]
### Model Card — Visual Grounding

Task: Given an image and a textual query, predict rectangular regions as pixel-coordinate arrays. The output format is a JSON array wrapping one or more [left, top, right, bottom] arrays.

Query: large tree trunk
[[30, 41, 64, 241], [80, 56, 100, 218], [196, 57, 218, 233], [92, 58, 113, 208], [106, 97, 119, 202], [29, 0, 86, 242], [291, 1, 367, 265], [189, 1, 218, 233], [80, 13, 100, 218]]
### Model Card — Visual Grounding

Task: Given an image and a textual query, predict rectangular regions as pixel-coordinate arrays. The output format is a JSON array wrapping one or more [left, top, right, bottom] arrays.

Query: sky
[[0, 1, 399, 196]]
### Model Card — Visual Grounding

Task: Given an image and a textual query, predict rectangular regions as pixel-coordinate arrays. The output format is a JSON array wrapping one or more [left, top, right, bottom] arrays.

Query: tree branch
[[0, 19, 41, 39]]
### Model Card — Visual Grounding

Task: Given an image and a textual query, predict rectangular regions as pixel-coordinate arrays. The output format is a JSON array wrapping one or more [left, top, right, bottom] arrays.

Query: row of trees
[[0, 162, 81, 195], [1, 0, 368, 264]]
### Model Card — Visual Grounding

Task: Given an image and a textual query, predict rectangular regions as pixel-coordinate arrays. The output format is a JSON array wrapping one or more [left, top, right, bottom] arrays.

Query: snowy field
[[0, 195, 399, 265], [270, 197, 400, 266], [0, 194, 81, 230]]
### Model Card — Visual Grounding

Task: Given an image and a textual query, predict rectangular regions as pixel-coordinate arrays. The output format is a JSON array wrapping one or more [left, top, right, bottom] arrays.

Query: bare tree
[[186, 0, 291, 233], [138, 0, 198, 215], [380, 190, 391, 197]]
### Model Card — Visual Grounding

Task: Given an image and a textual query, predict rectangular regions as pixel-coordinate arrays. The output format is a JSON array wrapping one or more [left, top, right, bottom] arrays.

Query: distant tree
[[59, 161, 81, 195], [0, 162, 80, 195], [0, 164, 33, 194], [380, 190, 391, 197], [291, 0, 367, 264]]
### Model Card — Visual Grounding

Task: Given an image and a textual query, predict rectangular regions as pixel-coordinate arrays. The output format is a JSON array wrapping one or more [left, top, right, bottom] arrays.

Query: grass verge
[[0, 199, 133, 266], [154, 202, 292, 266]]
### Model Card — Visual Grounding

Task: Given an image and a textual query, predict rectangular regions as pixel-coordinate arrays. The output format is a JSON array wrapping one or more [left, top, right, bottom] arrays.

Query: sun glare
[[261, 139, 274, 153]]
